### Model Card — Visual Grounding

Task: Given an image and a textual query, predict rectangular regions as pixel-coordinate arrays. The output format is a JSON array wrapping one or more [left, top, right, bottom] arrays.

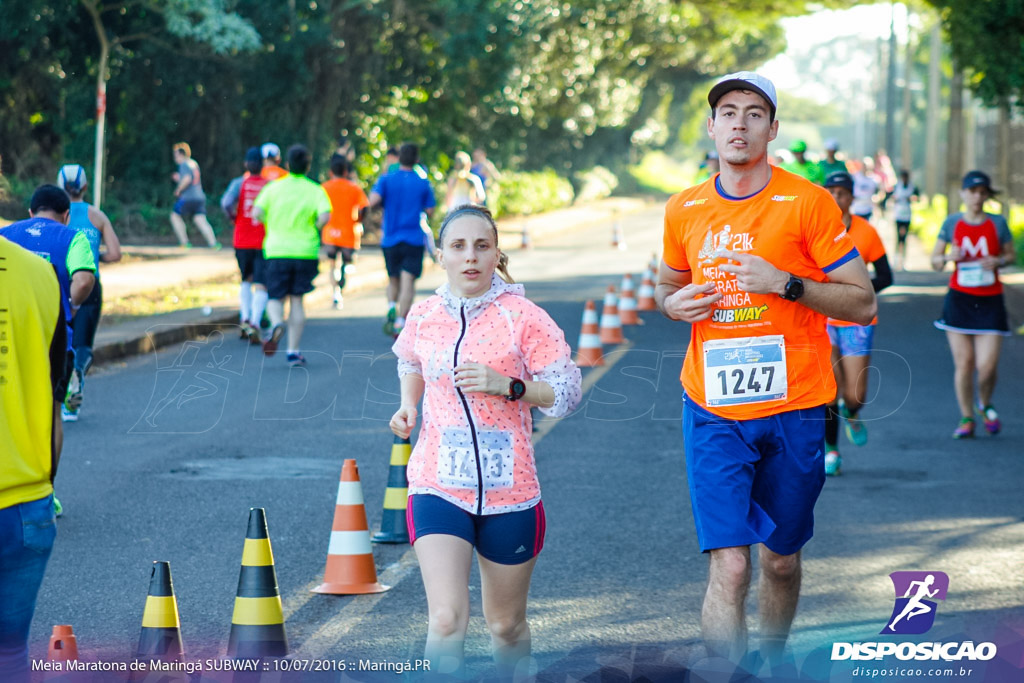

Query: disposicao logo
[[882, 571, 947, 635], [831, 570, 998, 663]]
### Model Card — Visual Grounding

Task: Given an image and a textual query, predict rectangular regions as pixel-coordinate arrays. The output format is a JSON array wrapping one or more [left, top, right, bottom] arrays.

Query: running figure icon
[[888, 574, 939, 631]]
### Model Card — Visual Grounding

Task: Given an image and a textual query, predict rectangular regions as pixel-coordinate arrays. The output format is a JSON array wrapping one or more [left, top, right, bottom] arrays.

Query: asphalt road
[[30, 206, 1024, 682]]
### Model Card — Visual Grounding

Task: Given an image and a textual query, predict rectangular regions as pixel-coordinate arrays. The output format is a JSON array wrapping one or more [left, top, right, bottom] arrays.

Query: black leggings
[[72, 278, 102, 375]]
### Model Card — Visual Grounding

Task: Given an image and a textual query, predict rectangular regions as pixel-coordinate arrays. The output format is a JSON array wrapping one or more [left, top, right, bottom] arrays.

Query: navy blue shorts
[[235, 248, 266, 284], [264, 258, 318, 299], [682, 395, 826, 555], [935, 289, 1010, 335], [407, 494, 545, 565], [173, 197, 206, 216], [382, 242, 425, 279]]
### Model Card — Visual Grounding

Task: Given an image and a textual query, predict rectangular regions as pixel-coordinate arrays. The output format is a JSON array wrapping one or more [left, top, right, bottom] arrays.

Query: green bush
[[572, 166, 619, 204], [491, 170, 574, 219]]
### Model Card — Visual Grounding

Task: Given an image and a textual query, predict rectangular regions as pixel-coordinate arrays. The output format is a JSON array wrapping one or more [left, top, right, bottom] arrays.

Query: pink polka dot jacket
[[393, 274, 582, 515]]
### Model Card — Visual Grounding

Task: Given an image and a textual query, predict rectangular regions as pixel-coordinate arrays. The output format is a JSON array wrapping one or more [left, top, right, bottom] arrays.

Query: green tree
[[927, 0, 1024, 107], [79, 0, 260, 206]]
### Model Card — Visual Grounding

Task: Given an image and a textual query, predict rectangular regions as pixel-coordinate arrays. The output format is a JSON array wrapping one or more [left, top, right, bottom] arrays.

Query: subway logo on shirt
[[663, 169, 858, 419]]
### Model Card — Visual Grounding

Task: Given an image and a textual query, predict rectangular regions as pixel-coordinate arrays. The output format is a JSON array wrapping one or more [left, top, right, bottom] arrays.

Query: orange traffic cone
[[313, 459, 390, 595], [48, 625, 78, 662], [637, 269, 657, 312], [599, 285, 624, 344], [575, 300, 604, 367], [611, 220, 626, 250], [618, 274, 639, 325]]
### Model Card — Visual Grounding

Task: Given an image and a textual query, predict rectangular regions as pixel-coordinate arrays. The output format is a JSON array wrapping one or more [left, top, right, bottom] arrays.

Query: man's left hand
[[717, 250, 788, 295]]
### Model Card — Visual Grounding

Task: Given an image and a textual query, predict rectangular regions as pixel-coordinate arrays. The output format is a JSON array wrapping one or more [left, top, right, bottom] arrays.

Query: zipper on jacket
[[453, 303, 485, 514]]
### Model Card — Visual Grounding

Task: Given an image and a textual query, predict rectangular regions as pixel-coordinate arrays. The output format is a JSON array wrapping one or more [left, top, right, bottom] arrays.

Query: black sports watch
[[780, 274, 805, 302], [505, 377, 527, 401]]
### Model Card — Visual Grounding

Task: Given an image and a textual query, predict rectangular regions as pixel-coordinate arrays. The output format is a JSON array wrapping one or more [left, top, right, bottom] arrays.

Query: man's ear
[[59, 210, 70, 226]]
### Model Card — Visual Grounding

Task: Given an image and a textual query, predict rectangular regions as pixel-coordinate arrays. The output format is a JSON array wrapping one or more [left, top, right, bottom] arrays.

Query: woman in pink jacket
[[390, 204, 582, 678]]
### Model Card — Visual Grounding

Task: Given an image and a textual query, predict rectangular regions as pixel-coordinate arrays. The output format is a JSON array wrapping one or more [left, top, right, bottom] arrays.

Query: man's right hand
[[661, 282, 721, 322]]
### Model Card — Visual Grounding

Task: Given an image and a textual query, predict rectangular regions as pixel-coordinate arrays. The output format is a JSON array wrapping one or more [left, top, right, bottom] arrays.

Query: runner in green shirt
[[253, 145, 332, 366], [817, 139, 847, 181], [781, 140, 824, 184]]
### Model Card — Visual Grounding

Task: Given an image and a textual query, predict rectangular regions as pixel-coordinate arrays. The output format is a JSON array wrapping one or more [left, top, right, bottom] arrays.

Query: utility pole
[[946, 67, 964, 215], [885, 0, 898, 156], [998, 102, 1011, 217], [925, 22, 942, 198], [900, 23, 914, 171]]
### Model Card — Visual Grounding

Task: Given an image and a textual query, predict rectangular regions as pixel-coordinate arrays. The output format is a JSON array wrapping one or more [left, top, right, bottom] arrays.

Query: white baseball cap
[[261, 142, 281, 159], [708, 72, 778, 117], [824, 138, 839, 152], [57, 164, 87, 192]]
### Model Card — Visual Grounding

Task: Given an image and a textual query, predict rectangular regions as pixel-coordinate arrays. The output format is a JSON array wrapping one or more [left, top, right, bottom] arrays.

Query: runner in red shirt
[[657, 72, 876, 666], [931, 170, 1016, 438], [224, 147, 269, 342]]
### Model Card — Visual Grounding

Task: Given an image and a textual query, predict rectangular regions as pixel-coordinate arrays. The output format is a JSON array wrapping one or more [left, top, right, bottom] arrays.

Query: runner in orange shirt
[[656, 72, 876, 667], [321, 154, 369, 309], [822, 171, 893, 476]]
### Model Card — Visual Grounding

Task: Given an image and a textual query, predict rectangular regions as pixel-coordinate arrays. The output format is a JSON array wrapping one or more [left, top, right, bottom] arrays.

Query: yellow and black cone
[[372, 436, 411, 544], [226, 508, 288, 659], [135, 561, 185, 664]]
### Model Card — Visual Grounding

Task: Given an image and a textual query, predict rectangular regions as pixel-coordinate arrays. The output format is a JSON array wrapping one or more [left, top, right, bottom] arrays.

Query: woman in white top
[[891, 169, 919, 270], [446, 151, 486, 210]]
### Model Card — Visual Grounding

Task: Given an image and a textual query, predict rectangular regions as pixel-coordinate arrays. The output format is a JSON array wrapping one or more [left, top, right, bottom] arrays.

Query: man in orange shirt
[[822, 171, 893, 475], [321, 154, 369, 309], [656, 72, 876, 668]]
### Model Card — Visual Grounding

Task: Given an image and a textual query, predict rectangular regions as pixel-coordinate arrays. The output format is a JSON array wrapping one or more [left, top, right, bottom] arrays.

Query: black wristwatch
[[779, 274, 805, 302], [505, 377, 527, 401]]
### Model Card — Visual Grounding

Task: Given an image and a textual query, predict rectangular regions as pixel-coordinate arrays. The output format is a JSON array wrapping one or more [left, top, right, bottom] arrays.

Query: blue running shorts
[[407, 494, 545, 565], [827, 323, 875, 357], [682, 395, 825, 556]]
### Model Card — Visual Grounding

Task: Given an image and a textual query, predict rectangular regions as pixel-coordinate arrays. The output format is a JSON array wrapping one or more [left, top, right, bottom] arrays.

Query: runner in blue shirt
[[369, 143, 436, 337]]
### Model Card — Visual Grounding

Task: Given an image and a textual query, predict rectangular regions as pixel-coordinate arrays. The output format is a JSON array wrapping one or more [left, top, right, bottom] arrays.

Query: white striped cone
[[619, 274, 639, 325], [637, 269, 657, 311], [611, 221, 626, 250], [575, 300, 604, 367], [312, 460, 390, 595], [599, 285, 624, 344]]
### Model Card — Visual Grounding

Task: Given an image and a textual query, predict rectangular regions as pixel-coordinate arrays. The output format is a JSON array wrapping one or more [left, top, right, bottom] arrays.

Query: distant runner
[[931, 170, 1016, 438], [253, 144, 332, 366], [321, 154, 369, 310], [222, 147, 269, 343], [57, 164, 122, 421]]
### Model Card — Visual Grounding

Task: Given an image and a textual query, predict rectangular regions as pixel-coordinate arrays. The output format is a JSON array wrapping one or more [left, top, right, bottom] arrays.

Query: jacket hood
[[436, 274, 525, 315]]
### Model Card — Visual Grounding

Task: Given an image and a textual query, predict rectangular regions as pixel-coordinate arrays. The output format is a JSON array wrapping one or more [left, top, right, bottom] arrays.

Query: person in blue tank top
[[57, 165, 122, 422]]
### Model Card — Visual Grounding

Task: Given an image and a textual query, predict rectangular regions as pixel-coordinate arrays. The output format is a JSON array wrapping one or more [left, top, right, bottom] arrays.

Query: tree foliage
[[926, 0, 1024, 106], [1, 0, 859, 220]]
